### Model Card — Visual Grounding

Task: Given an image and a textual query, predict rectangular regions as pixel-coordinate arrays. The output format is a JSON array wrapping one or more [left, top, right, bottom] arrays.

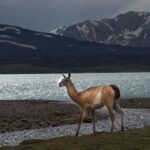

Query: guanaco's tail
[[110, 84, 120, 100]]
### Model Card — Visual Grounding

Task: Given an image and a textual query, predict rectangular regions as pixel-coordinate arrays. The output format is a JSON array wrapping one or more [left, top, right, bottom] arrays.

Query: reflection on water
[[0, 73, 150, 101]]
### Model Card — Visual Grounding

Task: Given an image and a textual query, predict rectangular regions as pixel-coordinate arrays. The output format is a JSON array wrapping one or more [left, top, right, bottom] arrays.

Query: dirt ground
[[0, 99, 149, 133]]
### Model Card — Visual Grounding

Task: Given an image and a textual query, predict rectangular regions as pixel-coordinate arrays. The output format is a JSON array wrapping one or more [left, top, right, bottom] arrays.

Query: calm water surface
[[0, 73, 150, 101]]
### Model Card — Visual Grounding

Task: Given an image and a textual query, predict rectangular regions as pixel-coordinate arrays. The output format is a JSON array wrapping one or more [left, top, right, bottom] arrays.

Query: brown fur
[[59, 73, 124, 135], [110, 84, 120, 100]]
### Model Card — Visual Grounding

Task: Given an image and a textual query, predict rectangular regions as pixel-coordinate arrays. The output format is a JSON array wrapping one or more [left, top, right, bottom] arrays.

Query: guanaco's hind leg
[[76, 109, 86, 136], [113, 103, 124, 131], [105, 96, 115, 132], [107, 106, 115, 132], [91, 109, 96, 134]]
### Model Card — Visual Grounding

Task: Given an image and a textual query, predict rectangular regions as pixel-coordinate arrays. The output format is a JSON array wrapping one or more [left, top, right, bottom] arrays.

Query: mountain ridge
[[0, 23, 150, 73], [51, 11, 150, 47]]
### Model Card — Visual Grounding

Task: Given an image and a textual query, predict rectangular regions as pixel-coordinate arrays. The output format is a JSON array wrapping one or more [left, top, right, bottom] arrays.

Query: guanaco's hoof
[[121, 127, 124, 131], [75, 133, 79, 136]]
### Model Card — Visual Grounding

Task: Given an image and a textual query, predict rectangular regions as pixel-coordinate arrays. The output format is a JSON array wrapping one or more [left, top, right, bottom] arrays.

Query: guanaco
[[59, 73, 124, 136]]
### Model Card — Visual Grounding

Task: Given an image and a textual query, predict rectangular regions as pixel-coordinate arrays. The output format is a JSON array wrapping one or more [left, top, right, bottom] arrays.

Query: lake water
[[0, 73, 150, 101]]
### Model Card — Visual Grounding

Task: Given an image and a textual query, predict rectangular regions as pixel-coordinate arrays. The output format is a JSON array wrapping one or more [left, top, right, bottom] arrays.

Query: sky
[[0, 0, 150, 32]]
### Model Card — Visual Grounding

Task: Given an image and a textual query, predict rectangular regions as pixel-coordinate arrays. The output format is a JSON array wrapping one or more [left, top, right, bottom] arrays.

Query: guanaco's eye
[[65, 79, 68, 82]]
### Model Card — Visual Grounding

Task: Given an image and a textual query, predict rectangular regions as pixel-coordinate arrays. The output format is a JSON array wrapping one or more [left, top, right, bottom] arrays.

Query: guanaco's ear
[[68, 73, 71, 79], [62, 74, 66, 78]]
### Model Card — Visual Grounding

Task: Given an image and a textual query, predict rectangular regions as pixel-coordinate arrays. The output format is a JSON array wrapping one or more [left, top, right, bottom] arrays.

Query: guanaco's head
[[59, 73, 71, 87]]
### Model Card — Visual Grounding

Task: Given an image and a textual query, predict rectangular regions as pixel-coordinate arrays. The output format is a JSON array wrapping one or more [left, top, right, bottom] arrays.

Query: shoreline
[[0, 107, 150, 147], [0, 97, 150, 106], [0, 98, 149, 134]]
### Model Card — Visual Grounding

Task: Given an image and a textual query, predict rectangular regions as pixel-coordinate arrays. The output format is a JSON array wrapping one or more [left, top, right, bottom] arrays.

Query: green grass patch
[[1, 128, 150, 150]]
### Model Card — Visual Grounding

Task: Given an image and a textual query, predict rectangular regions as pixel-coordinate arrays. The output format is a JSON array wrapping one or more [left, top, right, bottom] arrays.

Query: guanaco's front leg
[[76, 109, 86, 136]]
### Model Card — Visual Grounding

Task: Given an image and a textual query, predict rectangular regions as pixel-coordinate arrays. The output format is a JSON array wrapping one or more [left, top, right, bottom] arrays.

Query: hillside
[[0, 24, 150, 73]]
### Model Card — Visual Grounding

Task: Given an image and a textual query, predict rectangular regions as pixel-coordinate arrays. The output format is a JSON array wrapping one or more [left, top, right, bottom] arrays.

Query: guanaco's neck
[[66, 80, 80, 105]]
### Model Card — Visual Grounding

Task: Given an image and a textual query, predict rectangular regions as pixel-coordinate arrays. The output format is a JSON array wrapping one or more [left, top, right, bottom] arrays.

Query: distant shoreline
[[0, 70, 150, 74], [0, 98, 150, 106]]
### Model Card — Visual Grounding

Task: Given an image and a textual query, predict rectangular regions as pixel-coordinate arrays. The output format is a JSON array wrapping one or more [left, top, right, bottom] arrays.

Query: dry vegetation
[[1, 128, 150, 150]]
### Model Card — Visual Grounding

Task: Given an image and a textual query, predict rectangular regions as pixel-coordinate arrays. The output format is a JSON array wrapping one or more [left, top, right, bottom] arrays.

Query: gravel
[[0, 108, 150, 147]]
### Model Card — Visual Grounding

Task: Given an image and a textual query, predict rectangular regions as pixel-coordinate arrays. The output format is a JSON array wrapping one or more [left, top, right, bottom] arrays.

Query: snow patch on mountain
[[0, 35, 13, 38], [35, 33, 53, 38], [137, 12, 149, 17], [138, 12, 145, 16], [144, 33, 147, 40], [0, 26, 21, 35], [76, 25, 81, 31], [105, 35, 115, 43], [145, 15, 150, 25], [0, 40, 37, 50], [51, 26, 66, 35], [81, 24, 89, 34], [102, 21, 114, 31], [89, 20, 99, 27], [134, 27, 143, 37]]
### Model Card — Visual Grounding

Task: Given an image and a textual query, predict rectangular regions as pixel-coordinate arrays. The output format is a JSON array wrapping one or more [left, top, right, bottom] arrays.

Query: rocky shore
[[0, 99, 149, 147], [0, 99, 149, 133]]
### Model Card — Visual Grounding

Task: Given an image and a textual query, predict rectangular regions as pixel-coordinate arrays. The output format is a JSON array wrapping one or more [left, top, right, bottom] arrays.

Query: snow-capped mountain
[[0, 23, 150, 73], [51, 26, 66, 35], [0, 24, 57, 51], [51, 11, 150, 47]]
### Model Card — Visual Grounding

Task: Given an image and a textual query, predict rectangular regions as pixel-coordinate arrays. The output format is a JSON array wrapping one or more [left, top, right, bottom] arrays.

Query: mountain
[[0, 23, 150, 73], [51, 11, 150, 47], [51, 26, 67, 36]]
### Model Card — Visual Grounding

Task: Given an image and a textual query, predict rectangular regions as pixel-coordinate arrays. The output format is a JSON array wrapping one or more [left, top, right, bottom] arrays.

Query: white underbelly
[[91, 87, 103, 108]]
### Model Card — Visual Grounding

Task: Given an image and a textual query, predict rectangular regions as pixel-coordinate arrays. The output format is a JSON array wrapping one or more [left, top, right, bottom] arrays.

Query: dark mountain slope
[[0, 24, 150, 73]]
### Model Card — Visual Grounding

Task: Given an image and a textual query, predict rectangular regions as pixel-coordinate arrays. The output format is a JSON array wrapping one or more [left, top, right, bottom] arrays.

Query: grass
[[1, 128, 150, 150]]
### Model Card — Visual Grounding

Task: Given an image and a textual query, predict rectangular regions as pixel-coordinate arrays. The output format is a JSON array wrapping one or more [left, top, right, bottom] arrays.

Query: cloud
[[0, 0, 149, 32], [126, 0, 150, 12]]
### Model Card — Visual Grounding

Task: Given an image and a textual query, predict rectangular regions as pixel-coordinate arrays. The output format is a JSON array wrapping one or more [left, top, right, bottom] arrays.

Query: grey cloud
[[126, 0, 150, 12], [0, 0, 149, 32]]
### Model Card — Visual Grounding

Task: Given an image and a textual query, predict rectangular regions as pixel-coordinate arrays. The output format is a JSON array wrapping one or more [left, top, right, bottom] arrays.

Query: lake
[[0, 73, 150, 101]]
